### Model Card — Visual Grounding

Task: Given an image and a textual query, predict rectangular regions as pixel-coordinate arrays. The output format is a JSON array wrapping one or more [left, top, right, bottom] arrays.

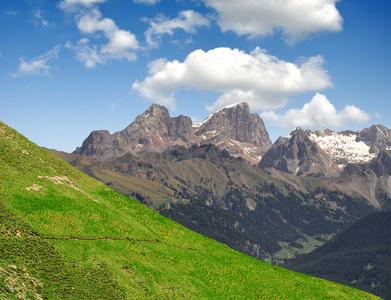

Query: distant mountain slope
[[1, 120, 378, 299], [51, 143, 382, 263], [285, 211, 391, 299], [74, 102, 271, 164]]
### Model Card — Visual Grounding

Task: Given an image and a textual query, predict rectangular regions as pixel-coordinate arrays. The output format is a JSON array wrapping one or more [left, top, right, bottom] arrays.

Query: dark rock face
[[259, 128, 330, 176], [369, 151, 391, 177], [74, 102, 271, 163], [340, 163, 367, 178]]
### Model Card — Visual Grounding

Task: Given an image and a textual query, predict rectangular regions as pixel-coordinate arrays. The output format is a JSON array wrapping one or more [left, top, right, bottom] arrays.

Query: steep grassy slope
[[0, 121, 379, 299], [285, 211, 391, 299]]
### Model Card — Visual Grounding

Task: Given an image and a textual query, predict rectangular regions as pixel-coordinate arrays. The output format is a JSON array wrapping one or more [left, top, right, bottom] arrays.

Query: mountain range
[[74, 102, 271, 165], [75, 102, 391, 184], [73, 101, 391, 211], [52, 102, 391, 298]]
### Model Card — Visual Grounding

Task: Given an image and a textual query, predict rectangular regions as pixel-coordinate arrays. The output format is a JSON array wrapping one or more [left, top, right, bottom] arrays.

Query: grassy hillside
[[285, 211, 391, 299], [0, 121, 379, 299]]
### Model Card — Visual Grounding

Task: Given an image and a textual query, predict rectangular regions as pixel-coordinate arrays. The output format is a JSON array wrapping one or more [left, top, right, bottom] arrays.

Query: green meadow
[[0, 121, 379, 299]]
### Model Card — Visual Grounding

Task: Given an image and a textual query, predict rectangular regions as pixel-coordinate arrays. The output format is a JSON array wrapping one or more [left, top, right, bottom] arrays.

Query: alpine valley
[[49, 102, 391, 298]]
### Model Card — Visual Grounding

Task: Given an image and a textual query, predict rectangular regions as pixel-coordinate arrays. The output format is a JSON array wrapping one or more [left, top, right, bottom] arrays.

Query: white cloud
[[66, 39, 103, 68], [101, 29, 138, 60], [65, 7, 139, 66], [59, 0, 108, 11], [201, 0, 343, 43], [33, 9, 49, 27], [261, 93, 370, 130], [11, 46, 60, 77], [145, 10, 210, 48], [132, 47, 332, 110], [77, 8, 116, 33], [133, 0, 160, 4]]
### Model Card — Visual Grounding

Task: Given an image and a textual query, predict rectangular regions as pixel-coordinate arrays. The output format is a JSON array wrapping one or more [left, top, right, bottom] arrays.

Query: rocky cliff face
[[74, 102, 272, 164], [193, 102, 272, 164]]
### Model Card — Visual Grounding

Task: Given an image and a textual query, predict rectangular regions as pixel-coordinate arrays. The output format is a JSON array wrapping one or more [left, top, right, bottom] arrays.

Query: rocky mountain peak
[[129, 103, 194, 139], [192, 102, 271, 164], [130, 103, 171, 130], [73, 130, 112, 158], [193, 102, 248, 129], [195, 102, 267, 143], [74, 102, 271, 163], [141, 103, 169, 118], [357, 124, 391, 154], [260, 127, 330, 176]]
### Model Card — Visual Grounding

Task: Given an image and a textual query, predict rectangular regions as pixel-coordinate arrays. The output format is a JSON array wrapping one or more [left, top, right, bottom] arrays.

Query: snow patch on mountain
[[309, 131, 376, 164]]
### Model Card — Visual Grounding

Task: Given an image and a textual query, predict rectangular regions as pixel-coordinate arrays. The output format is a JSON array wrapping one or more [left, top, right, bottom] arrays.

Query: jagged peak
[[371, 124, 389, 132], [193, 102, 250, 128], [286, 127, 306, 139], [142, 103, 170, 118], [216, 101, 248, 112]]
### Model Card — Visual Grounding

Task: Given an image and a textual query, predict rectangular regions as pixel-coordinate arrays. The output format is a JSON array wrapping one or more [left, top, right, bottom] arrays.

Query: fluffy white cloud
[[261, 93, 370, 129], [132, 47, 332, 110], [77, 8, 139, 49], [59, 0, 107, 11], [66, 8, 139, 66], [201, 0, 343, 43], [77, 8, 115, 33], [145, 10, 210, 48], [101, 29, 138, 60], [11, 46, 60, 77], [133, 0, 160, 4]]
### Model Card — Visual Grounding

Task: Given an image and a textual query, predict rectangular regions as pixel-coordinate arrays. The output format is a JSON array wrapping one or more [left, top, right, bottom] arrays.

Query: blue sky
[[1, 0, 390, 152]]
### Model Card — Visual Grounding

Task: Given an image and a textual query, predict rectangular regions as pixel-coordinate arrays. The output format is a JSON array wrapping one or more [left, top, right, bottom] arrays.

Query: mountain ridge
[[75, 102, 391, 178], [74, 102, 272, 164]]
